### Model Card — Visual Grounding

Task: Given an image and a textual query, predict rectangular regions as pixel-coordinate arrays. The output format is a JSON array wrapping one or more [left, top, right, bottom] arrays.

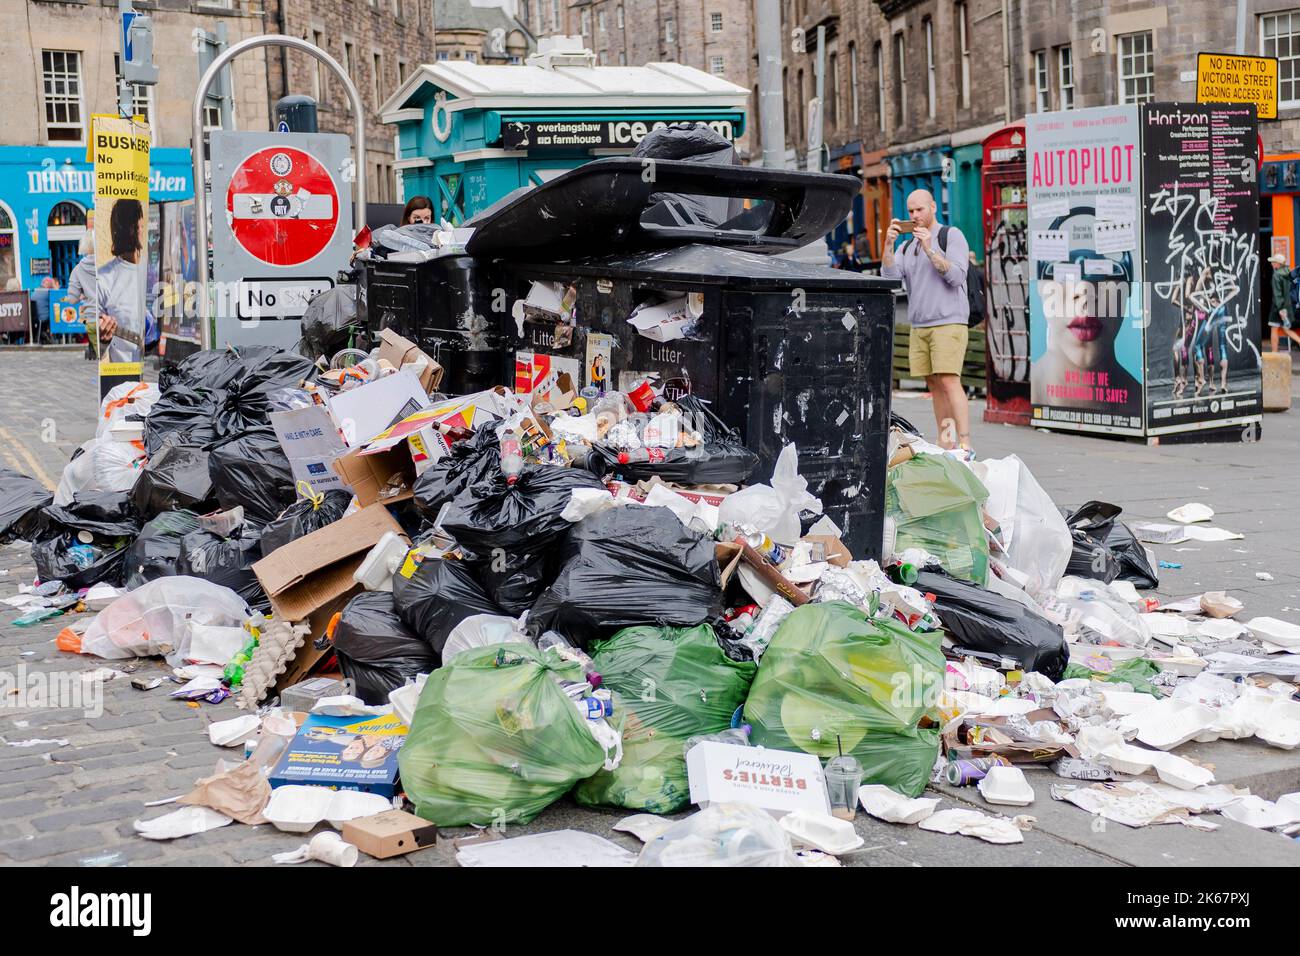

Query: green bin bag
[[574, 624, 757, 814], [743, 601, 944, 798], [398, 643, 612, 826], [887, 452, 990, 585]]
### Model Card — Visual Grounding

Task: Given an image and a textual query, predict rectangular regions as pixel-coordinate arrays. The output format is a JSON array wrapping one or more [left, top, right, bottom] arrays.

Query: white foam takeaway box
[[686, 741, 831, 816]]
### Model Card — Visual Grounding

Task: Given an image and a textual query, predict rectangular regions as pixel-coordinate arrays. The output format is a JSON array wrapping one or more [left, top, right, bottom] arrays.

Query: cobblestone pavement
[[0, 349, 1297, 866]]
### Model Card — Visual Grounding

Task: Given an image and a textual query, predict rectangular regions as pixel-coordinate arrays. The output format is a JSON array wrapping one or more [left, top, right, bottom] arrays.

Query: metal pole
[[191, 34, 367, 351], [806, 24, 826, 173], [1235, 0, 1248, 54], [754, 0, 786, 169], [117, 0, 134, 118]]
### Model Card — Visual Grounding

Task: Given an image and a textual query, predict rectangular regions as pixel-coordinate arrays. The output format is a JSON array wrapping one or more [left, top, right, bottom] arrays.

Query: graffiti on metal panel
[[986, 218, 1030, 383]]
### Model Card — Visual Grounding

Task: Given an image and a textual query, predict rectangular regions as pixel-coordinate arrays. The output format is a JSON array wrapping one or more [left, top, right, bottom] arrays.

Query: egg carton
[[237, 619, 311, 711]]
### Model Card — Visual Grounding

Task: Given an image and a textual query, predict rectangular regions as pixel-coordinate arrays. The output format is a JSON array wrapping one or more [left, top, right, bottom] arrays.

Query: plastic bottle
[[499, 428, 524, 485], [223, 634, 259, 688], [617, 447, 668, 465], [65, 543, 98, 571]]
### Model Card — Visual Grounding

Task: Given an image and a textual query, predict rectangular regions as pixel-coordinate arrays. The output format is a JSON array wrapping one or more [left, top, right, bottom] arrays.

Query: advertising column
[[1027, 106, 1145, 435], [1141, 103, 1262, 434], [92, 115, 151, 398]]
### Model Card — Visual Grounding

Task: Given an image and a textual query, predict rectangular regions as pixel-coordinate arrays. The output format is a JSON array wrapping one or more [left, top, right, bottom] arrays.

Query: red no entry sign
[[226, 146, 339, 266]]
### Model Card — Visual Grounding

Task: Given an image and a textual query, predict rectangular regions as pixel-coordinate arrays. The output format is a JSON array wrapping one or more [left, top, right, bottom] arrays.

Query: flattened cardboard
[[342, 809, 438, 859], [269, 713, 408, 796], [377, 328, 444, 393], [328, 369, 430, 447]]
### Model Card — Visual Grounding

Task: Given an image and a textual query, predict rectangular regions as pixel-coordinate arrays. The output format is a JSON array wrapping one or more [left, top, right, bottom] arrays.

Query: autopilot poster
[[1140, 103, 1262, 435], [1028, 105, 1145, 435]]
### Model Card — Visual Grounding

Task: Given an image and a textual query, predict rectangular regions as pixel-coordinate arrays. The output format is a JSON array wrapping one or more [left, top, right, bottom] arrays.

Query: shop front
[[0, 146, 192, 292], [380, 42, 748, 224]]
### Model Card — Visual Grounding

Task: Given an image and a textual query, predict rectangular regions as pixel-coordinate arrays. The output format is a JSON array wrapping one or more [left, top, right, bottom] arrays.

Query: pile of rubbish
[[2, 332, 1298, 867]]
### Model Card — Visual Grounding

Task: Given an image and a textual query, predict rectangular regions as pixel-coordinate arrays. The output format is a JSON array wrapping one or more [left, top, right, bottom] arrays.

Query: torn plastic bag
[[0, 467, 52, 545], [742, 601, 944, 798], [131, 438, 214, 519], [574, 623, 756, 814], [441, 463, 606, 554], [97, 382, 159, 438], [716, 443, 822, 546], [331, 592, 437, 705], [297, 285, 360, 361], [391, 552, 505, 654], [124, 510, 202, 588], [886, 452, 990, 585], [31, 492, 142, 590], [398, 643, 613, 826], [589, 395, 759, 485], [528, 505, 722, 648], [412, 427, 500, 520], [915, 569, 1069, 681], [68, 575, 250, 661], [178, 524, 269, 612], [260, 488, 352, 558], [207, 426, 298, 527], [636, 802, 797, 867]]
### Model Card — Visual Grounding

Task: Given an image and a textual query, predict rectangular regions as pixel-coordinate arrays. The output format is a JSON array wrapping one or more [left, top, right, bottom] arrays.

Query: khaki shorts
[[909, 323, 969, 377]]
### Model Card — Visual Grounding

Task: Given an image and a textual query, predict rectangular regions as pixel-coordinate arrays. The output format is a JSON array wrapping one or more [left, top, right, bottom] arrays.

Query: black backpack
[[899, 225, 951, 259]]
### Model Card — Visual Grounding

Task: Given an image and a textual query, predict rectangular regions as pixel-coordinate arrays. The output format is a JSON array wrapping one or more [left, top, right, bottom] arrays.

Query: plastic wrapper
[[636, 802, 797, 868], [589, 395, 759, 486], [574, 624, 756, 814], [260, 488, 352, 558], [97, 382, 159, 438], [207, 426, 298, 527], [70, 575, 250, 661], [1048, 576, 1150, 648], [398, 643, 613, 826], [123, 510, 202, 587], [1062, 657, 1163, 697], [391, 553, 505, 654], [31, 491, 141, 590], [412, 427, 500, 520], [886, 452, 990, 585], [0, 467, 52, 545], [130, 438, 214, 518], [331, 592, 437, 705], [716, 443, 821, 546], [915, 569, 1069, 681], [528, 505, 722, 648], [742, 601, 944, 798], [147, 346, 317, 456], [177, 524, 268, 611]]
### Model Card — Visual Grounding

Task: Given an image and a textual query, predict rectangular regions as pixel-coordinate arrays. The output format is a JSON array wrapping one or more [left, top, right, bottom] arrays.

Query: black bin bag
[[31, 492, 142, 590], [391, 553, 504, 654], [177, 525, 269, 611], [1063, 501, 1158, 590], [0, 467, 53, 545], [260, 490, 352, 558], [207, 426, 298, 527], [124, 510, 202, 588], [131, 438, 214, 519], [412, 427, 499, 521], [915, 569, 1069, 681], [332, 591, 438, 705], [528, 505, 722, 648]]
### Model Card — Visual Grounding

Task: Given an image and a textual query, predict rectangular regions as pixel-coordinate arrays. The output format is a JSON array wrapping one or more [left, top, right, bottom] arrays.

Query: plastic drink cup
[[824, 754, 864, 820]]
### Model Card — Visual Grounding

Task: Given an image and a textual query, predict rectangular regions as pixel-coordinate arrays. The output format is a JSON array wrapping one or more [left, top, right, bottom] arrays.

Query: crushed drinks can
[[944, 755, 1011, 786]]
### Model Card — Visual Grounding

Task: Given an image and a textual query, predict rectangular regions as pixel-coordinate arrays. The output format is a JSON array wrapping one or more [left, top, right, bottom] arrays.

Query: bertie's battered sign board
[[1196, 53, 1278, 120], [210, 131, 353, 350]]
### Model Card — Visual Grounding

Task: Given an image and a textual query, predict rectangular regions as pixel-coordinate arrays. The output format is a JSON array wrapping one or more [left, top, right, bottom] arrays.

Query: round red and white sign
[[226, 146, 339, 267]]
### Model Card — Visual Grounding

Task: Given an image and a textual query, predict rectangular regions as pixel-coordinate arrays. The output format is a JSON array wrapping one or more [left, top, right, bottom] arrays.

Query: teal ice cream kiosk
[[380, 40, 749, 224]]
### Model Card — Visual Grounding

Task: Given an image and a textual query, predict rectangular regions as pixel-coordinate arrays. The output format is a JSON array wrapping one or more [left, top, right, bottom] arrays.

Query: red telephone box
[[981, 121, 1031, 425]]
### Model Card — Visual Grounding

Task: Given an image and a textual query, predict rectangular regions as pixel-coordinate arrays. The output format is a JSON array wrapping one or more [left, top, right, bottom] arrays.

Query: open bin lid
[[465, 157, 860, 260]]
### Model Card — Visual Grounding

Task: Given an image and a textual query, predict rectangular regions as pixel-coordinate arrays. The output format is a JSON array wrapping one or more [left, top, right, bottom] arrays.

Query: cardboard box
[[686, 741, 831, 816], [377, 328, 444, 393], [252, 504, 408, 690], [342, 809, 438, 859], [270, 405, 350, 493], [328, 368, 431, 448], [269, 712, 408, 796], [333, 443, 417, 507]]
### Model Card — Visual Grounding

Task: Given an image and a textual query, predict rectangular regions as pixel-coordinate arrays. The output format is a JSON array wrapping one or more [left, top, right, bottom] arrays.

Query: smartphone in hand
[[892, 219, 915, 234]]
